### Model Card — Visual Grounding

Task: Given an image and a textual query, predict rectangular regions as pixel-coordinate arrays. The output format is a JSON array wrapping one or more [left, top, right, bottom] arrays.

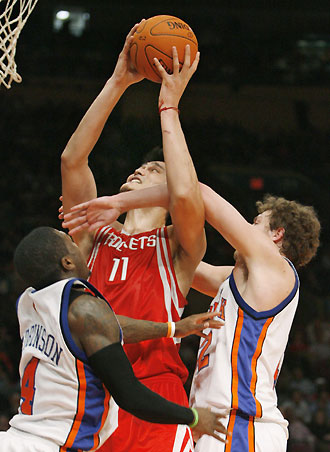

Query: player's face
[[58, 231, 90, 280], [252, 210, 272, 236], [234, 210, 273, 262], [120, 161, 166, 192]]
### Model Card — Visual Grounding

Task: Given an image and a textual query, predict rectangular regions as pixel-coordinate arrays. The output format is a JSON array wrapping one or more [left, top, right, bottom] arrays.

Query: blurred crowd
[[0, 96, 329, 450]]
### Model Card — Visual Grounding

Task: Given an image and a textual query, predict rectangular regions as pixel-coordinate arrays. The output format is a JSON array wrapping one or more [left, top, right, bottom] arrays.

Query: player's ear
[[61, 255, 75, 272], [273, 227, 285, 243]]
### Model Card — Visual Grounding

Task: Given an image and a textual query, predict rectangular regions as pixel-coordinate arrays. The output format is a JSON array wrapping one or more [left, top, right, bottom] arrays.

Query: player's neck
[[123, 206, 166, 234]]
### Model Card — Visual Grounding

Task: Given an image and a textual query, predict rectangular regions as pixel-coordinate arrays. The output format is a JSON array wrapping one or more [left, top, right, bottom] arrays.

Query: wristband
[[159, 106, 180, 115], [166, 321, 176, 338], [189, 408, 199, 429]]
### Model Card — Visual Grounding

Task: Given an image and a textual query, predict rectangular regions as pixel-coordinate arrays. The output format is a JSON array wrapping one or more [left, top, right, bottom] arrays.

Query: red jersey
[[87, 225, 189, 383]]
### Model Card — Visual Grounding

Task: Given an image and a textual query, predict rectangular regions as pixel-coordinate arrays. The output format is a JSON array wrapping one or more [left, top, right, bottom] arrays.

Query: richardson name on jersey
[[22, 324, 63, 365]]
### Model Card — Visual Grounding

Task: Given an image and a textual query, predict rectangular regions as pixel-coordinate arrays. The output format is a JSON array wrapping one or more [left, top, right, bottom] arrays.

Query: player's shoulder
[[68, 290, 112, 329]]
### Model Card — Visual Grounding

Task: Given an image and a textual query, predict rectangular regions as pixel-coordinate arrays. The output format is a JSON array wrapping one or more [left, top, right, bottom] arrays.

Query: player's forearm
[[199, 183, 251, 251], [89, 343, 195, 425], [114, 184, 169, 213], [61, 77, 127, 166], [161, 110, 202, 206], [160, 111, 205, 255], [117, 315, 168, 343]]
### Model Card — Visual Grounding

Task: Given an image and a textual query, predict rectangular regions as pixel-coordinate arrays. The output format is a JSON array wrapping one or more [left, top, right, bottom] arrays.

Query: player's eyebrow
[[148, 161, 165, 171], [154, 162, 165, 170]]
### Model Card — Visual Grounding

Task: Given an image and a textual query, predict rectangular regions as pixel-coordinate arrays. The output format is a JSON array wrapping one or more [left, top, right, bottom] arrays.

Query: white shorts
[[0, 427, 59, 452], [195, 415, 287, 452]]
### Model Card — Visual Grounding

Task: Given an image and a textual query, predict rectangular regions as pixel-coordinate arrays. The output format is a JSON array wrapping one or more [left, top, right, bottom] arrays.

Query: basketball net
[[0, 0, 38, 88]]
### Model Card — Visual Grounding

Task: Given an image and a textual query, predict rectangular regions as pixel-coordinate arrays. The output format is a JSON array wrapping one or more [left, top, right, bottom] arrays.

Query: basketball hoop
[[0, 0, 39, 89]]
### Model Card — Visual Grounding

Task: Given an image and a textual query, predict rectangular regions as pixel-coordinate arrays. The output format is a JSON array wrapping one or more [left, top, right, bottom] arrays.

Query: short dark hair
[[14, 227, 69, 289], [256, 195, 320, 268], [141, 146, 164, 164]]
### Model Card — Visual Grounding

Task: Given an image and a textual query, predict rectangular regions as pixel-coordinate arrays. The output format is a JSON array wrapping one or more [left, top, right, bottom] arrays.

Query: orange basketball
[[130, 15, 198, 83]]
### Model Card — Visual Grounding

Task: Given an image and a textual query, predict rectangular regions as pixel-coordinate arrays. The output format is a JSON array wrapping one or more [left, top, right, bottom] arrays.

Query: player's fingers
[[207, 320, 224, 329], [196, 332, 207, 339], [210, 432, 227, 443], [63, 209, 86, 221], [190, 51, 200, 74], [88, 221, 106, 232], [183, 44, 191, 68], [68, 221, 89, 236], [70, 202, 90, 212], [59, 195, 63, 201], [62, 215, 86, 229], [172, 46, 180, 74], [153, 58, 167, 77], [195, 311, 220, 323], [211, 418, 228, 442], [201, 311, 220, 319], [126, 20, 143, 41]]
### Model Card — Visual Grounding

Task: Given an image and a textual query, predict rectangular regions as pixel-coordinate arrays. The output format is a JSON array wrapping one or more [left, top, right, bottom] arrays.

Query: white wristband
[[166, 321, 176, 338]]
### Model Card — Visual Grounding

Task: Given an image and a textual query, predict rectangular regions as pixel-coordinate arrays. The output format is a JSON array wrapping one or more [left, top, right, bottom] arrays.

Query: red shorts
[[97, 374, 194, 452]]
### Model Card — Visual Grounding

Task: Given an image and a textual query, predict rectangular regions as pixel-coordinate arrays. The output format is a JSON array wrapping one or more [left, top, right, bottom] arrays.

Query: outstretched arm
[[155, 46, 206, 274], [62, 184, 169, 234], [117, 311, 224, 343], [60, 21, 144, 250], [69, 292, 227, 441]]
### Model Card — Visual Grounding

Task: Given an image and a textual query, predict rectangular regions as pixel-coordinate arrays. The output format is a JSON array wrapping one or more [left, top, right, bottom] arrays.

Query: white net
[[0, 0, 38, 88]]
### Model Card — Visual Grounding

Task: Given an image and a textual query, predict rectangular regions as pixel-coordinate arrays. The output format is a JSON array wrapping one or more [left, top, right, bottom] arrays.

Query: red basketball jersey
[[87, 226, 189, 383]]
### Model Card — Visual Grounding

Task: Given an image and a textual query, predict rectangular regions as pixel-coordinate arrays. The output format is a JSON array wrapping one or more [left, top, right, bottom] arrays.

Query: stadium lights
[[56, 10, 70, 21]]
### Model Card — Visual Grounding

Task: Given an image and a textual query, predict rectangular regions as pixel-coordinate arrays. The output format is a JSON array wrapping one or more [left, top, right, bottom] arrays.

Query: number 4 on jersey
[[20, 357, 39, 415]]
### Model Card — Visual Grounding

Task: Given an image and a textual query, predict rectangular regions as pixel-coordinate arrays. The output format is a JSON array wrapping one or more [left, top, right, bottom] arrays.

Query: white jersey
[[190, 260, 299, 444], [10, 278, 121, 451]]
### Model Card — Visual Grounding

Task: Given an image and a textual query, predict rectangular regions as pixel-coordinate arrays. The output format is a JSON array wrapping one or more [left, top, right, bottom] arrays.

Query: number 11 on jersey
[[109, 257, 129, 282]]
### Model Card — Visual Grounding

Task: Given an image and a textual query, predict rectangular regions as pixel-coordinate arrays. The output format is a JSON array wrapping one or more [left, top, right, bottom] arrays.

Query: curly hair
[[256, 195, 320, 268]]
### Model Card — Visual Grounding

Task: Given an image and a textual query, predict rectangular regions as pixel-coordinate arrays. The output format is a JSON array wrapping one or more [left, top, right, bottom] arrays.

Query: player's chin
[[119, 182, 141, 192]]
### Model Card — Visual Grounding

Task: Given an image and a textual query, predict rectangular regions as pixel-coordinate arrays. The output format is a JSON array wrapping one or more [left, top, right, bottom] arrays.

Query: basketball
[[129, 15, 198, 83]]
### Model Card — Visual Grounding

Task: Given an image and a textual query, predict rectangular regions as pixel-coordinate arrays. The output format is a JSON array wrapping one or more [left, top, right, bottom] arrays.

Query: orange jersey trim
[[60, 361, 87, 451], [250, 317, 274, 417]]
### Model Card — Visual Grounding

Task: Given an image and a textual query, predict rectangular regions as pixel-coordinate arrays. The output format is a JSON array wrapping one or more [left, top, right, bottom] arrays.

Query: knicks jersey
[[87, 226, 188, 382], [10, 278, 120, 451], [190, 261, 300, 436]]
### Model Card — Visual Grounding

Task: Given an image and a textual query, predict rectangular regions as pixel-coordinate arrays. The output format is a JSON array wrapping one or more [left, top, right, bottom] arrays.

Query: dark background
[[0, 1, 329, 449]]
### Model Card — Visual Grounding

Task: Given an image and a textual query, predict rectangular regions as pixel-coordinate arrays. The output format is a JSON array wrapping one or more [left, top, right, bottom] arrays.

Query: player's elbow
[[61, 145, 87, 171], [171, 188, 204, 213]]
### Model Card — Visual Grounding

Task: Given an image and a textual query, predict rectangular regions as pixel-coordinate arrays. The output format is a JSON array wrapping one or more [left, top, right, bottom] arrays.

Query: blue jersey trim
[[60, 278, 89, 363], [59, 278, 123, 363], [76, 278, 123, 344], [229, 259, 299, 319], [15, 294, 22, 314]]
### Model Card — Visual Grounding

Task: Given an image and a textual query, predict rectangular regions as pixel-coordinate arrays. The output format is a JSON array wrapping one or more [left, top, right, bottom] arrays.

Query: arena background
[[0, 1, 329, 449]]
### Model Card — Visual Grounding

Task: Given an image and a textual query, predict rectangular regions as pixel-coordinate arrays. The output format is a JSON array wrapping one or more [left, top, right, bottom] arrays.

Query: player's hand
[[154, 44, 200, 108], [174, 312, 224, 338], [192, 407, 228, 443], [63, 196, 122, 235], [111, 20, 145, 87]]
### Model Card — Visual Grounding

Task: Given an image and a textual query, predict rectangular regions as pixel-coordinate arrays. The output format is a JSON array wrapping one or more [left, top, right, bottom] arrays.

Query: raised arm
[[60, 22, 144, 250], [68, 292, 227, 441], [199, 183, 279, 262], [155, 46, 206, 270]]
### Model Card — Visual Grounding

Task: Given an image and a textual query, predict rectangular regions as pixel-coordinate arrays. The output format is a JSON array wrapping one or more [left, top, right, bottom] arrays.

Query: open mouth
[[128, 176, 142, 183]]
